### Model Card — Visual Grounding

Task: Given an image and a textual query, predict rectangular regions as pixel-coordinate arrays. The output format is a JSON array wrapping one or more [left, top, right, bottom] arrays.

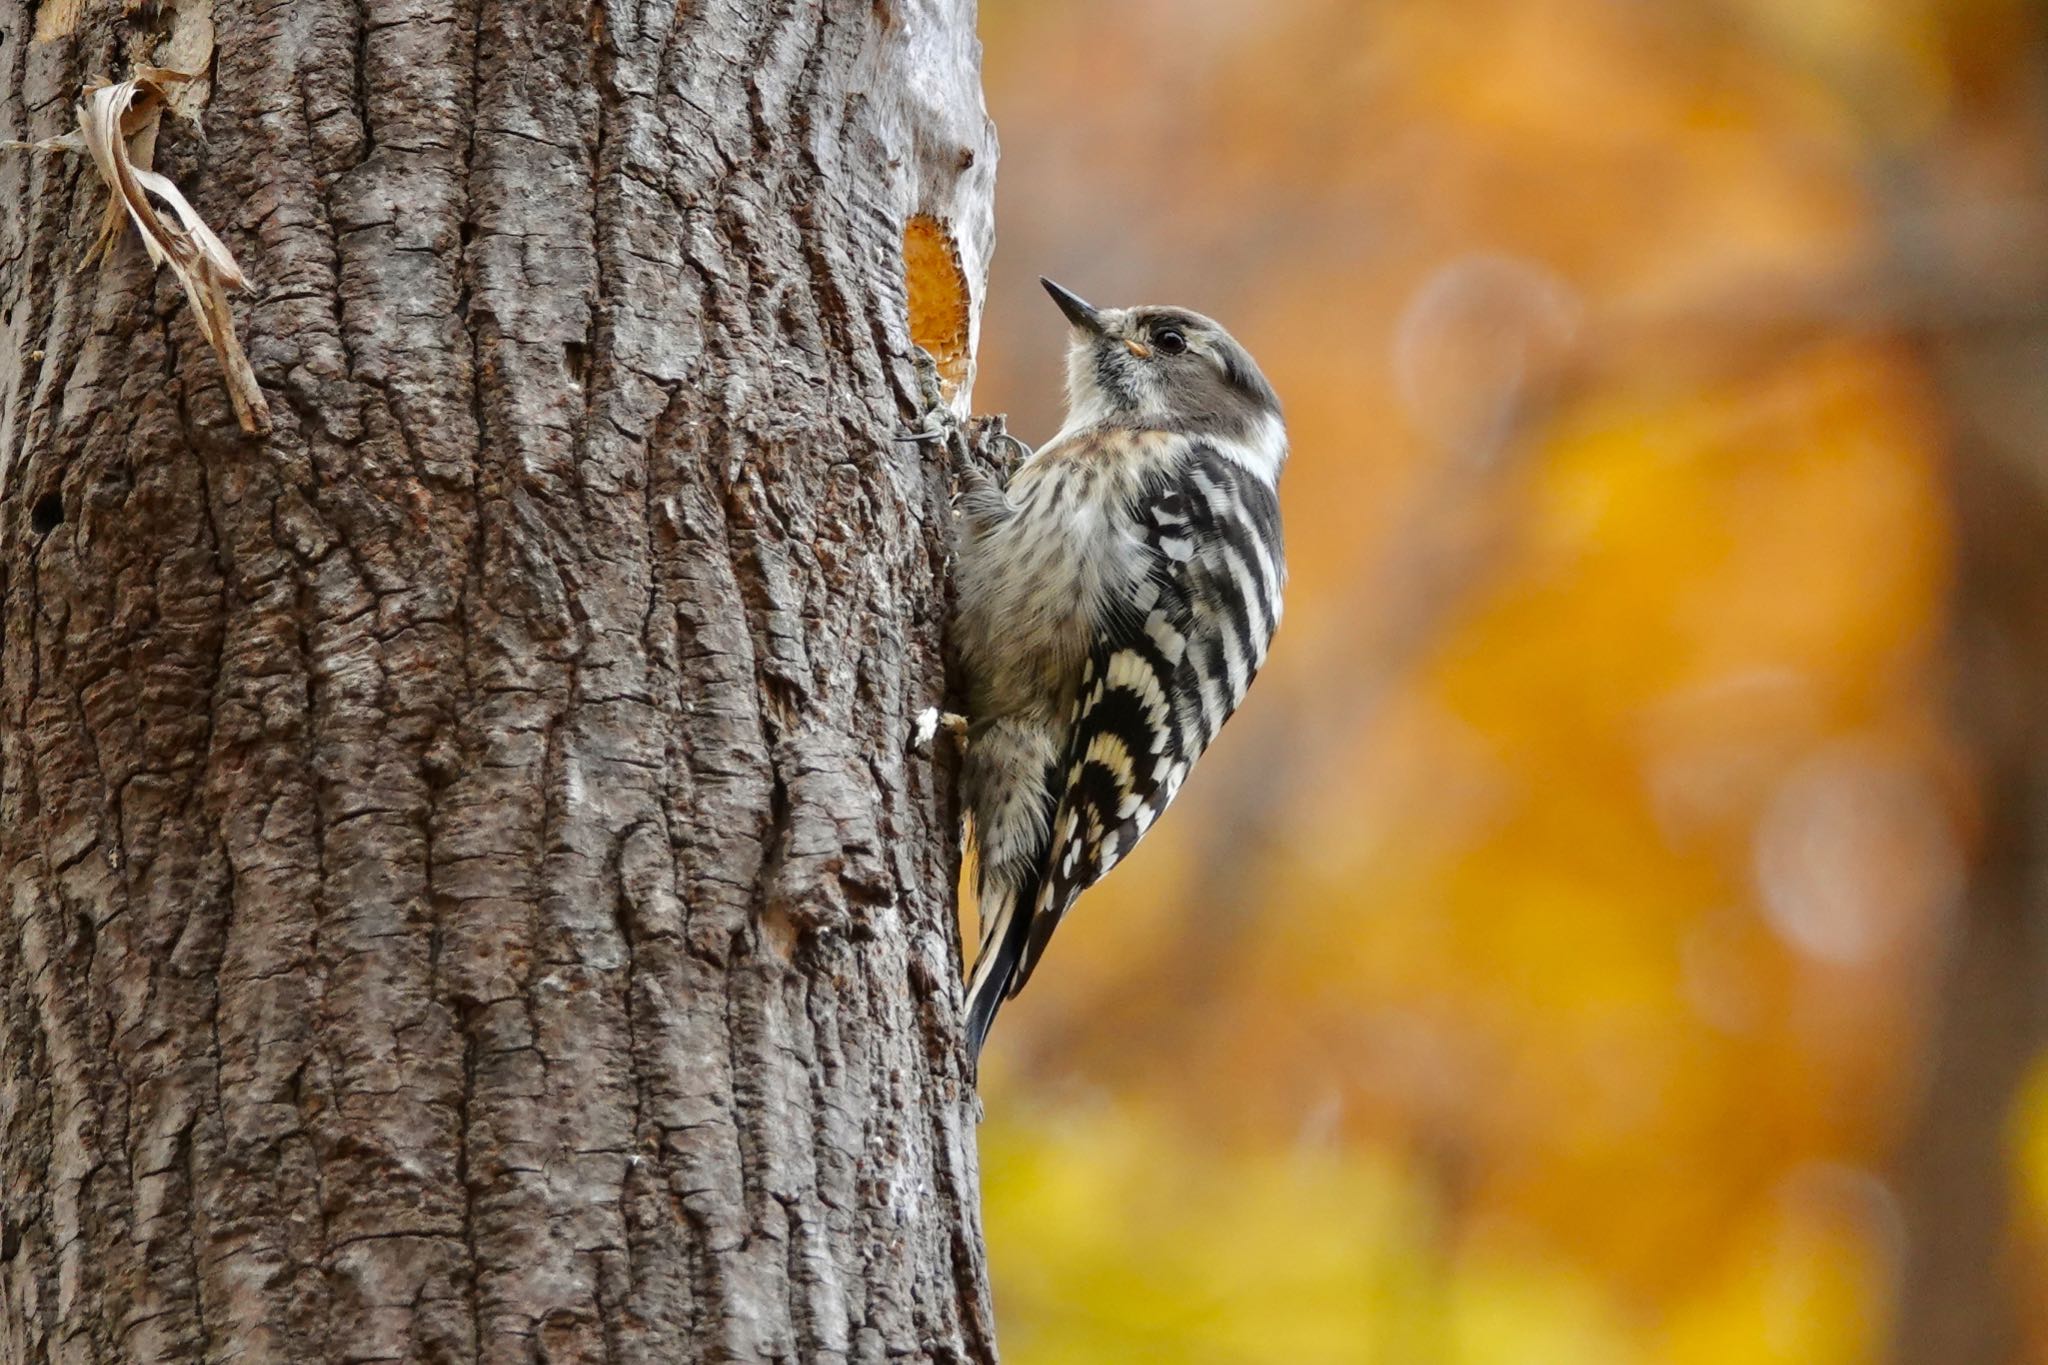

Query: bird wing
[[1009, 441, 1285, 992]]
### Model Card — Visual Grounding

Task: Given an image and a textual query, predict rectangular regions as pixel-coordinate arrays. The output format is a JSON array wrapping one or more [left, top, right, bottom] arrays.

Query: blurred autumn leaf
[[962, 0, 2041, 1359]]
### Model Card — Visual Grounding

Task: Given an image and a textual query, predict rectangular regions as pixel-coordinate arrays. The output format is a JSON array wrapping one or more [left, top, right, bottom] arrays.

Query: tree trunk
[[0, 1, 999, 1361], [1876, 44, 2048, 1360], [1885, 285, 2048, 1365]]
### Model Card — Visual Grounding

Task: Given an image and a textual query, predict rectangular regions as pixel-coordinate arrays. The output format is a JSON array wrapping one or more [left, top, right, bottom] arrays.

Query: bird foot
[[963, 414, 1029, 481], [895, 347, 1026, 488], [912, 707, 970, 752]]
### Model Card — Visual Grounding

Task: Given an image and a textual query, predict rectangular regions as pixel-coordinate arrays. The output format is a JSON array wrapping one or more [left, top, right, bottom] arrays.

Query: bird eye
[[1153, 327, 1188, 355]]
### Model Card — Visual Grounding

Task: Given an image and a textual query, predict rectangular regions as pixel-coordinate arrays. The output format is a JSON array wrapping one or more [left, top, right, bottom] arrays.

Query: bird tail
[[964, 875, 1035, 1059]]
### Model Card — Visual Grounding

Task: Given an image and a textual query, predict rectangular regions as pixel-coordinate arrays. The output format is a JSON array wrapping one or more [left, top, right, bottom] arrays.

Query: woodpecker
[[950, 278, 1287, 1057]]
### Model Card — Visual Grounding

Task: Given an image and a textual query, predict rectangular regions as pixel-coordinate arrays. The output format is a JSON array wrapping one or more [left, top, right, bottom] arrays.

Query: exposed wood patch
[[32, 0, 84, 42], [904, 214, 973, 401]]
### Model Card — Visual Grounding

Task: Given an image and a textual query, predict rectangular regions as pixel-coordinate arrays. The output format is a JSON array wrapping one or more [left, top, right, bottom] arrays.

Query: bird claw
[[912, 707, 970, 752], [991, 429, 1031, 472], [896, 346, 1023, 488], [895, 346, 966, 450], [965, 416, 1027, 480], [909, 343, 951, 415]]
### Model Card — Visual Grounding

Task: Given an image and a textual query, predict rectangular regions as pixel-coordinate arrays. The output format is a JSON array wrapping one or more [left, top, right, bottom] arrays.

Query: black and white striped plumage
[[953, 280, 1287, 1058]]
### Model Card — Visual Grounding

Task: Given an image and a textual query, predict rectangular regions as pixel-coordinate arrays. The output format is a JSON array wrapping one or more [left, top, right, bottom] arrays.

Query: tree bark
[[0, 1, 999, 1361]]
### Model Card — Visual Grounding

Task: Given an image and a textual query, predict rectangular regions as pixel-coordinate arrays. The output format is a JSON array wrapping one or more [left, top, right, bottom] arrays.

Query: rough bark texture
[[0, 1, 999, 1361]]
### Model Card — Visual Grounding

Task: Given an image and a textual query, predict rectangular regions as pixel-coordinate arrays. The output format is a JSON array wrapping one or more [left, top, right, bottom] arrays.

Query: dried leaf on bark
[[9, 68, 270, 434]]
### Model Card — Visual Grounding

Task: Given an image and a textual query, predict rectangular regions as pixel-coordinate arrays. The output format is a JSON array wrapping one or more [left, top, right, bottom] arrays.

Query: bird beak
[[1041, 277, 1105, 336]]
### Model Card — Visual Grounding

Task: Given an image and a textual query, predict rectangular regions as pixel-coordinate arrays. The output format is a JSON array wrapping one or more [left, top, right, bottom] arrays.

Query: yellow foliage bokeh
[[963, 0, 2039, 1358]]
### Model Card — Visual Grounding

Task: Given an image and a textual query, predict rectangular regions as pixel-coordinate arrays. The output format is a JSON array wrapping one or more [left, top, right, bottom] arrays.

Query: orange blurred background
[[966, 1, 2048, 1360]]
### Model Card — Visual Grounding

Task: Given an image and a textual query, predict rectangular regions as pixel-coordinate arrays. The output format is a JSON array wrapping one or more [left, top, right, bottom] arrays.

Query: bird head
[[1041, 277, 1282, 444]]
